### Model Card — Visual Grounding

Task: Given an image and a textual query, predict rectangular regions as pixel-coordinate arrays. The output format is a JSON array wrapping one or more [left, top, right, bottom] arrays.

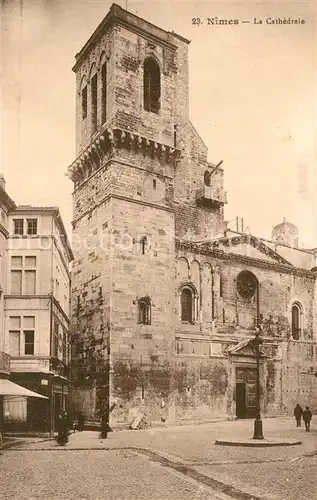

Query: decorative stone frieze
[[67, 126, 180, 187]]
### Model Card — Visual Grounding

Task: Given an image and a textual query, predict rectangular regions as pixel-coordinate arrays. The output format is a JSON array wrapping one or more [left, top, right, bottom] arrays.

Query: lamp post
[[252, 325, 264, 440]]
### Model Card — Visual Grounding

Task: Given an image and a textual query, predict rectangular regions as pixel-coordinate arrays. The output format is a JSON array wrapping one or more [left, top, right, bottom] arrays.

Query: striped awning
[[0, 379, 48, 399]]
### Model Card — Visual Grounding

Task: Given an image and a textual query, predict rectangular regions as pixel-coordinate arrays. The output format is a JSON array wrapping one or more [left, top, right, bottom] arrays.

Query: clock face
[[237, 271, 257, 298]]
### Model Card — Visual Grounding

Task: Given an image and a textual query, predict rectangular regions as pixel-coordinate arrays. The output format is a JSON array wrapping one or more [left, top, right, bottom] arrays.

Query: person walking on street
[[100, 402, 116, 439], [293, 404, 303, 427], [303, 406, 312, 432], [77, 411, 85, 432], [56, 411, 69, 445], [100, 406, 112, 439]]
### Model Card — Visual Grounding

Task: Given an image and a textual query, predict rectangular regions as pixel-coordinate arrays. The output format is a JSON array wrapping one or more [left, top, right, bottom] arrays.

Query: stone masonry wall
[[109, 195, 175, 424]]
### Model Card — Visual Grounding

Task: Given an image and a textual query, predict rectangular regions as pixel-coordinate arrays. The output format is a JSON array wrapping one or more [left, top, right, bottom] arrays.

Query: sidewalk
[[12, 416, 316, 460], [3, 435, 53, 449], [7, 417, 317, 500]]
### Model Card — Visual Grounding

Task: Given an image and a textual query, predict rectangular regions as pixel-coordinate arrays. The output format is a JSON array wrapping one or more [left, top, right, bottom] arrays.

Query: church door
[[236, 383, 247, 418], [235, 367, 257, 418]]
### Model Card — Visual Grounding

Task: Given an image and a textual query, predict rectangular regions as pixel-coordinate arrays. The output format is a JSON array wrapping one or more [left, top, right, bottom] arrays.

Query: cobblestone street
[[3, 417, 317, 500], [1, 449, 225, 500]]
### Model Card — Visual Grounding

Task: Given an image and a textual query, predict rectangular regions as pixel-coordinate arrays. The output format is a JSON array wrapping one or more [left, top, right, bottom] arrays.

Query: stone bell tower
[[68, 4, 227, 423]]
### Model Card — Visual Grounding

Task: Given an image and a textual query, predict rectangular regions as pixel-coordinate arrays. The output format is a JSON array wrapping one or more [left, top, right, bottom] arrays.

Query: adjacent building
[[68, 4, 317, 426], [0, 179, 73, 433], [0, 176, 16, 381]]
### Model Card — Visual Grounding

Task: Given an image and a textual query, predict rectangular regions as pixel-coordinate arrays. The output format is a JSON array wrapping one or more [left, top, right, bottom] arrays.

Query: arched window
[[138, 298, 151, 325], [143, 58, 161, 114], [291, 303, 302, 340], [181, 286, 196, 323]]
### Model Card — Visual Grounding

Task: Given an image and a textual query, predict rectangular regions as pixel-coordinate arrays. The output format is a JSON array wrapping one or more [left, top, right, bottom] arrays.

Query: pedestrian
[[78, 411, 85, 432], [0, 428, 3, 456], [303, 406, 312, 432], [293, 404, 303, 427], [100, 406, 112, 439], [56, 411, 69, 445]]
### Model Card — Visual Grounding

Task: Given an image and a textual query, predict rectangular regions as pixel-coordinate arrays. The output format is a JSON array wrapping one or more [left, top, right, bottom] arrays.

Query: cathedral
[[68, 4, 317, 426]]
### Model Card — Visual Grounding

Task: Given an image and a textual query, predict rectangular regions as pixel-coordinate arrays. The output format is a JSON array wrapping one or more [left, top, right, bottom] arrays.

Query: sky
[[1, 0, 317, 247]]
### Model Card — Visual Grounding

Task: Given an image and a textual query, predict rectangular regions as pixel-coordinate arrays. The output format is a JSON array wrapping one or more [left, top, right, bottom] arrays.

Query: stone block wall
[[109, 195, 175, 423]]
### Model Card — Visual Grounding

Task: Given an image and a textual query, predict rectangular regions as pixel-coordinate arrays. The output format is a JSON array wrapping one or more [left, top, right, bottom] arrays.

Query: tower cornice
[[66, 125, 180, 186]]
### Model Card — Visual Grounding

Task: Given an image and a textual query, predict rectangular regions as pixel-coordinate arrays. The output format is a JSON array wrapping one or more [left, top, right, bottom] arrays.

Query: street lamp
[[251, 325, 264, 440]]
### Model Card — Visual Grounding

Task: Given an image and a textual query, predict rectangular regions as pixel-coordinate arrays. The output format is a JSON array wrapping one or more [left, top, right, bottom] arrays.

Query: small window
[[53, 320, 59, 357], [27, 219, 37, 235], [291, 303, 302, 340], [9, 331, 20, 356], [138, 298, 151, 325], [91, 74, 98, 133], [25, 270, 36, 295], [13, 219, 24, 235], [181, 287, 193, 323], [11, 256, 22, 268], [153, 179, 156, 189], [25, 256, 36, 268], [140, 236, 147, 255], [82, 86, 87, 120], [24, 331, 34, 355], [219, 276, 223, 298], [11, 270, 22, 294], [143, 57, 161, 114], [9, 316, 21, 356]]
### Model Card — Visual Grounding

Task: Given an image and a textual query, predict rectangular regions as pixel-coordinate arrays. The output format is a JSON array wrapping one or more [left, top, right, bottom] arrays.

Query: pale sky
[[2, 0, 317, 247]]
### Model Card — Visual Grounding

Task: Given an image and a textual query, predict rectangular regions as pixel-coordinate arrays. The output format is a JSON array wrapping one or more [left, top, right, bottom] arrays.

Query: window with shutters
[[13, 219, 24, 235], [26, 219, 37, 235]]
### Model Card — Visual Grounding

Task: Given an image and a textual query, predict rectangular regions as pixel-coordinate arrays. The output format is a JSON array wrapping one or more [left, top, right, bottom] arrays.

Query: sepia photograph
[[1, 0, 317, 499]]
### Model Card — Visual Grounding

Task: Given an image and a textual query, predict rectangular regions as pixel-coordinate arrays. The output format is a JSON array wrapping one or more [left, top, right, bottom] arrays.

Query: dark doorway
[[236, 383, 247, 418], [235, 367, 257, 418]]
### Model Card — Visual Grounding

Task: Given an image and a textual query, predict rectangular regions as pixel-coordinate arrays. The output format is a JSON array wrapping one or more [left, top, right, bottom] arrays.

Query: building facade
[[68, 4, 317, 426], [2, 197, 73, 433], [0, 176, 16, 381]]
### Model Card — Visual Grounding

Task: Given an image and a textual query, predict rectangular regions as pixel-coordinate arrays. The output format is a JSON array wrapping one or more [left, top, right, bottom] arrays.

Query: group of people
[[293, 404, 312, 431], [56, 410, 85, 445], [55, 404, 116, 445]]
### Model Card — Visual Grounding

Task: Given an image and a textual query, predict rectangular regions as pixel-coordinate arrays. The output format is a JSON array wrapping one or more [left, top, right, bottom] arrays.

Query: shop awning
[[0, 379, 48, 399]]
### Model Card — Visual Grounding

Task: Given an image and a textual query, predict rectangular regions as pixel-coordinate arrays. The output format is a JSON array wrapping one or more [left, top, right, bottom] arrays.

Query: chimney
[[0, 174, 6, 191]]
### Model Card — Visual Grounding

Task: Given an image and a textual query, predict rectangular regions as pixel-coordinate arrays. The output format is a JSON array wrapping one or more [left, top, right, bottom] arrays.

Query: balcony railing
[[0, 351, 10, 375], [196, 185, 227, 207]]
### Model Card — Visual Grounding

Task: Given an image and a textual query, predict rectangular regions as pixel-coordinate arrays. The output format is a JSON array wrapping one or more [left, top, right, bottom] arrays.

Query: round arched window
[[291, 303, 302, 340], [138, 298, 151, 325], [181, 287, 194, 323]]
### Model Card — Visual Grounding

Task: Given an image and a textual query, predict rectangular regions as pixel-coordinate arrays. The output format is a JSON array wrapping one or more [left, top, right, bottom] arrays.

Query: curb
[[3, 437, 55, 450], [215, 438, 302, 447]]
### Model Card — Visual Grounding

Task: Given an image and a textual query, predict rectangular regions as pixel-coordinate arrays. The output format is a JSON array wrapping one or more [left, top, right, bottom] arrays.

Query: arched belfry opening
[[143, 57, 161, 114]]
